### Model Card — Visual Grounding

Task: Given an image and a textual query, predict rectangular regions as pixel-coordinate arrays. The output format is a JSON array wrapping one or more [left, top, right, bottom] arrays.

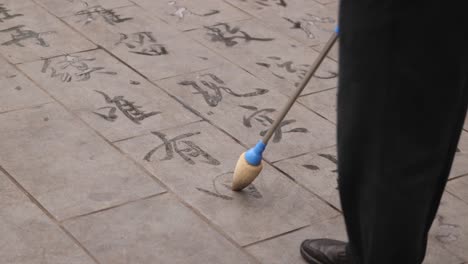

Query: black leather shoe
[[300, 239, 352, 264]]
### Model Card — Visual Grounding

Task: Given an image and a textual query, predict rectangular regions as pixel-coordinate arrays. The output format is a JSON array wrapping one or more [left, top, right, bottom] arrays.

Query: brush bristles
[[232, 152, 263, 191]]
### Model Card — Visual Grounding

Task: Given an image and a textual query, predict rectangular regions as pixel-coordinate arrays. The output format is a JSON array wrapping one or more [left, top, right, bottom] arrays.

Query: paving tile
[[223, 0, 310, 14], [450, 154, 468, 179], [430, 192, 468, 262], [450, 132, 468, 179], [34, 0, 133, 18], [132, 0, 250, 31], [156, 64, 336, 162], [313, 0, 337, 6], [0, 171, 95, 264], [0, 56, 52, 113], [312, 38, 339, 62], [458, 131, 468, 152], [256, 1, 338, 48], [274, 147, 340, 209], [248, 214, 464, 264], [0, 103, 164, 220], [246, 216, 346, 264], [115, 121, 338, 246], [464, 114, 467, 131], [447, 176, 468, 205], [0, 1, 95, 64], [18, 49, 200, 142], [63, 5, 224, 80], [64, 194, 254, 264], [187, 19, 338, 97], [0, 170, 30, 207], [298, 88, 336, 123]]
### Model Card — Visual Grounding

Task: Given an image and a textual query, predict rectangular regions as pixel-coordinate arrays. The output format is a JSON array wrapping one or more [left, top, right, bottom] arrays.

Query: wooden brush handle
[[262, 32, 339, 145]]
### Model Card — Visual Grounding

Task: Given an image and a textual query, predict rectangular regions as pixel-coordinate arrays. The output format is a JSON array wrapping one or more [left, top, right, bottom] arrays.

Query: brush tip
[[232, 152, 263, 191]]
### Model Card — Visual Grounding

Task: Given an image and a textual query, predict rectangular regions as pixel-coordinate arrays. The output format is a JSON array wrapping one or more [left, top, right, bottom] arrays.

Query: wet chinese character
[[0, 4, 23, 23], [144, 131, 220, 165], [204, 23, 274, 47], [0, 25, 55, 47], [93, 90, 161, 124], [256, 56, 337, 86], [435, 215, 460, 243], [239, 105, 308, 143], [168, 1, 220, 19], [196, 172, 262, 200], [253, 0, 287, 8], [178, 73, 268, 107], [284, 14, 335, 39], [75, 5, 133, 25], [41, 55, 117, 82], [115, 32, 168, 56]]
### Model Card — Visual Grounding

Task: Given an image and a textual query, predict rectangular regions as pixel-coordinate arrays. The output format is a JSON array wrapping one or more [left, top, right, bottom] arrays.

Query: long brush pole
[[262, 31, 338, 145], [231, 31, 338, 191]]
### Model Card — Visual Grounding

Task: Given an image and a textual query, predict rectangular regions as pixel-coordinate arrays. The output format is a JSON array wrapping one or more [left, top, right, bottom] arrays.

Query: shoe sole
[[300, 246, 327, 264]]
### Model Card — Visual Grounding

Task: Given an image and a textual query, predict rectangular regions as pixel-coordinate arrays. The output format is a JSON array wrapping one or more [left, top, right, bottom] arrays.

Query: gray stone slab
[[255, 1, 338, 48], [0, 171, 95, 264], [246, 216, 346, 264], [298, 88, 336, 123], [447, 176, 468, 205], [223, 0, 314, 14], [0, 103, 164, 220], [430, 192, 468, 262], [18, 49, 200, 142], [312, 39, 339, 62], [187, 19, 338, 96], [450, 132, 468, 179], [274, 147, 340, 209], [132, 0, 250, 31], [247, 214, 464, 264], [63, 5, 225, 80], [64, 194, 254, 264], [0, 57, 52, 113], [458, 131, 468, 152], [464, 114, 467, 131], [156, 64, 336, 162], [0, 170, 30, 206], [313, 0, 337, 6], [115, 121, 338, 246], [450, 154, 468, 179], [0, 1, 95, 64], [34, 0, 133, 18]]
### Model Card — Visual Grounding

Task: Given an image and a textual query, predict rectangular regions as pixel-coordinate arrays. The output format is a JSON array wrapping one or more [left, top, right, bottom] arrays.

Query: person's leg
[[337, 1, 468, 263]]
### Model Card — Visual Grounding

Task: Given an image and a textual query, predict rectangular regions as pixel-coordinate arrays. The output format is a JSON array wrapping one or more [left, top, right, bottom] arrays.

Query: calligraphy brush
[[232, 30, 339, 191]]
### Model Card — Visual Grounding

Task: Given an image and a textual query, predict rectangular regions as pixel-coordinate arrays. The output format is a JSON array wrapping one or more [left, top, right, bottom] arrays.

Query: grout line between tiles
[[0, 166, 102, 264]]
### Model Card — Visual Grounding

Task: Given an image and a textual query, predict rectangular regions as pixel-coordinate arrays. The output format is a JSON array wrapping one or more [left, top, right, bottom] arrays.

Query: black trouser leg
[[337, 1, 468, 263]]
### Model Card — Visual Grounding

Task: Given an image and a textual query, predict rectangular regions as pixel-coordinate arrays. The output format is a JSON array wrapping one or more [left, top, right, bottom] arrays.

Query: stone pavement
[[0, 0, 466, 263]]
